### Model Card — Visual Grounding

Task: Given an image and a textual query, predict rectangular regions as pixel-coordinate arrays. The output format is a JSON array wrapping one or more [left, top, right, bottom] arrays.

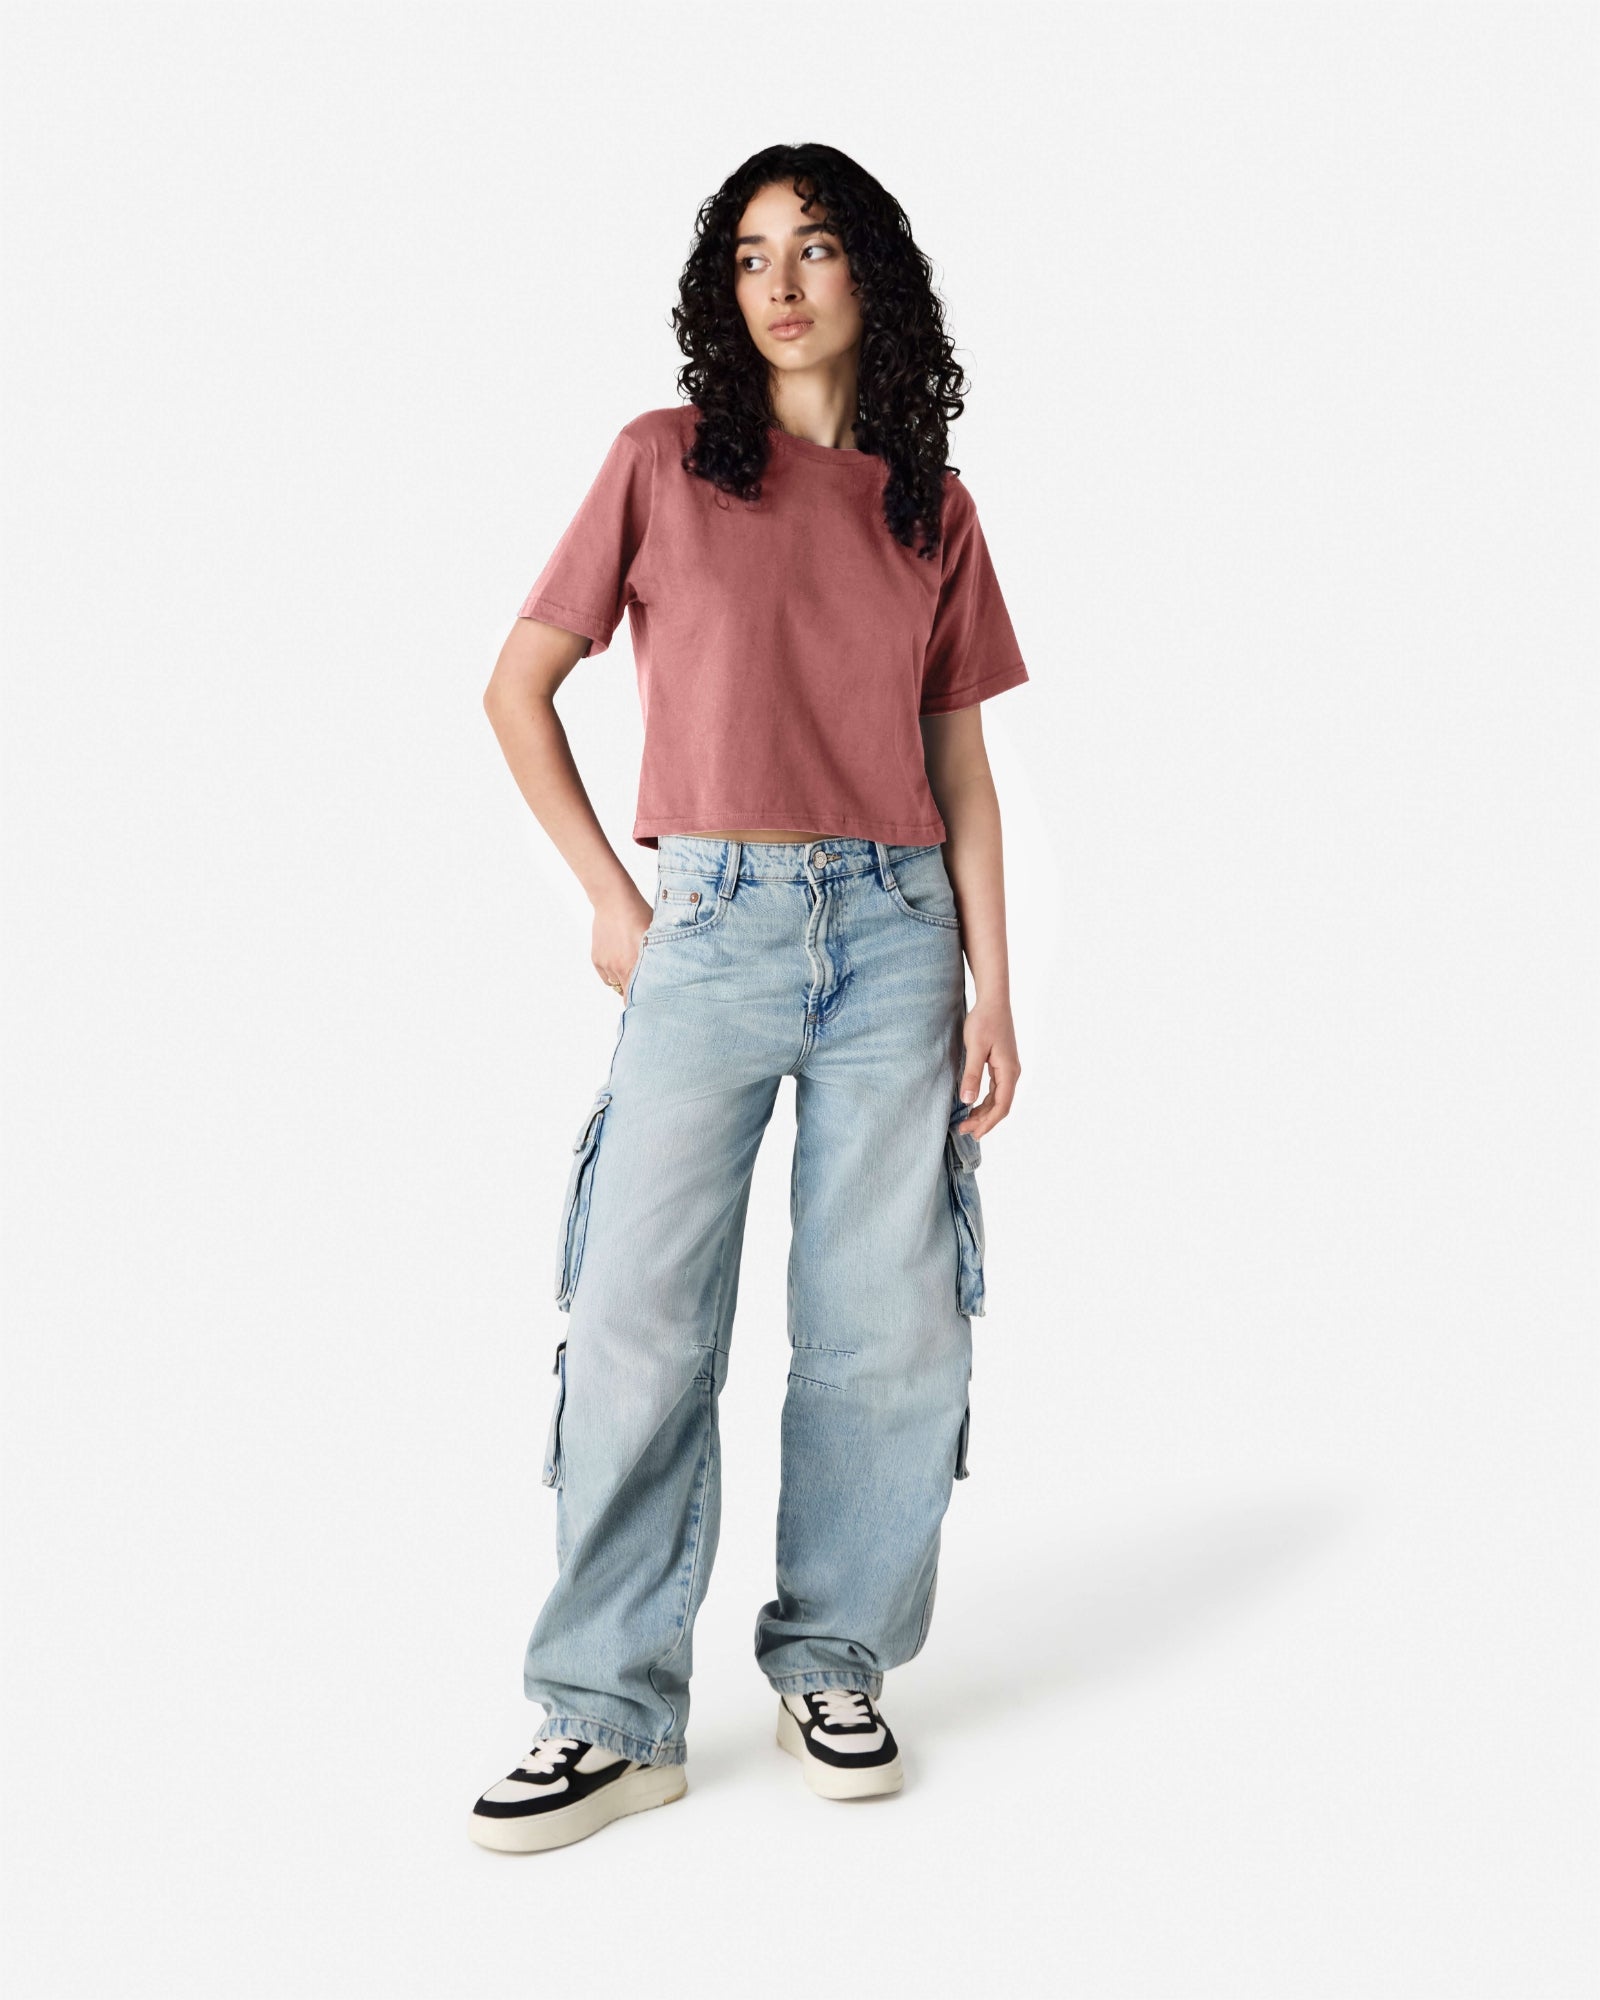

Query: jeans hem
[[529, 1709, 687, 1769], [765, 1667, 885, 1700]]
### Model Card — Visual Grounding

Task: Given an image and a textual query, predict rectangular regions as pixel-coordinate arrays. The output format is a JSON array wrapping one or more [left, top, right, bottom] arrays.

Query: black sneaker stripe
[[474, 1752, 639, 1818], [794, 1693, 899, 1768]]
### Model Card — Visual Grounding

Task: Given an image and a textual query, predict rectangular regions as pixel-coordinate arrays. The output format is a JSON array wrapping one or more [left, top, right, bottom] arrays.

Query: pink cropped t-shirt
[[517, 403, 1030, 849]]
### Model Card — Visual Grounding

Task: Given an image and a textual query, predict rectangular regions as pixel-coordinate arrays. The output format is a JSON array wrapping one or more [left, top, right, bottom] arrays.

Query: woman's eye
[[737, 245, 833, 273]]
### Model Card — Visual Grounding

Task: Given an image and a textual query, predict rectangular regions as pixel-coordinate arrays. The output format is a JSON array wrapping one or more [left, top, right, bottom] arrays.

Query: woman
[[470, 143, 1028, 1853]]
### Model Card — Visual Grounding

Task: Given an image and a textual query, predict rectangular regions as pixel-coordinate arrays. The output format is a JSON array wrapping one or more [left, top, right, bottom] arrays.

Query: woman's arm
[[482, 617, 652, 995], [921, 706, 1021, 1139]]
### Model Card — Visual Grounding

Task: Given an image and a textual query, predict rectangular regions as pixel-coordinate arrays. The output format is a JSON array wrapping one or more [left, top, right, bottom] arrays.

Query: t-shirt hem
[[631, 809, 948, 850], [517, 594, 615, 655], [919, 656, 1030, 715]]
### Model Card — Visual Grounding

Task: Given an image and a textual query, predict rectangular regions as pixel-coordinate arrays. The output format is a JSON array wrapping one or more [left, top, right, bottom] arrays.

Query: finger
[[955, 1085, 991, 1135], [604, 943, 644, 998], [962, 1068, 1018, 1139], [958, 1092, 995, 1138]]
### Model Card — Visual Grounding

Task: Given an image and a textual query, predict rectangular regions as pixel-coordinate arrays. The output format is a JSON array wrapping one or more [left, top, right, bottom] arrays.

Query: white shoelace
[[521, 1734, 582, 1775], [813, 1688, 873, 1729]]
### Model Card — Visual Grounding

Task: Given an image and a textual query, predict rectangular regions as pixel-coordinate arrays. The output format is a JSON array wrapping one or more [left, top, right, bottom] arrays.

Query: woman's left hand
[[956, 1000, 1020, 1139]]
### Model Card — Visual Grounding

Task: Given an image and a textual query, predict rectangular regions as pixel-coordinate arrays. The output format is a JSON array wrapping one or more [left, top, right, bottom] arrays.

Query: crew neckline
[[766, 422, 881, 471]]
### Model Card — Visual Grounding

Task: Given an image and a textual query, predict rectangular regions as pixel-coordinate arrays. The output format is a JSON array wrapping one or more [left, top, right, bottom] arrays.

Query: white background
[[3, 3, 1595, 1995]]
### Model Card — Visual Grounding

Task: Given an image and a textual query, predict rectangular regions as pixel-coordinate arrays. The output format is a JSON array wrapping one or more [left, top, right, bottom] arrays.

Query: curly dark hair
[[669, 143, 968, 561]]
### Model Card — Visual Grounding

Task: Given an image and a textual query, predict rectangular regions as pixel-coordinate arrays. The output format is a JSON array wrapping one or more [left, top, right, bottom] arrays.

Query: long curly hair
[[670, 144, 968, 561]]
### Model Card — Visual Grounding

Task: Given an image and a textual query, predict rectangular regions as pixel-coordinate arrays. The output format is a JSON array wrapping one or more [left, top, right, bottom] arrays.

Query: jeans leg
[[524, 1043, 780, 1766], [754, 1045, 975, 1696]]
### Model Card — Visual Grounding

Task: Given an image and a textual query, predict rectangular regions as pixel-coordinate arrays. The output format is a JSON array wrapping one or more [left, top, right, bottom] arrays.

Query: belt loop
[[721, 839, 742, 902], [874, 840, 897, 892]]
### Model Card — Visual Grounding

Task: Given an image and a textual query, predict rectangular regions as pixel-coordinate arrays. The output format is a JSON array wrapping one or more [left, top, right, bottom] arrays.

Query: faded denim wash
[[523, 834, 987, 1768]]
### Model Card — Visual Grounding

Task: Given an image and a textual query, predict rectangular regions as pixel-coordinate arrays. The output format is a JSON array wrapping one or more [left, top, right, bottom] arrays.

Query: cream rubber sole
[[468, 1760, 687, 1853], [776, 1700, 904, 1799]]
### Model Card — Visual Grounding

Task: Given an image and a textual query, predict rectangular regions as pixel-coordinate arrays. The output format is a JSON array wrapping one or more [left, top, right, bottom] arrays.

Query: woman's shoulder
[[616, 403, 697, 456], [938, 462, 980, 525]]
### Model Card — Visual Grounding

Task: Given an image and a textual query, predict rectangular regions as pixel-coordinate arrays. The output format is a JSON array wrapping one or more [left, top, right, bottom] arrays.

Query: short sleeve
[[517, 428, 651, 657], [918, 476, 1030, 714]]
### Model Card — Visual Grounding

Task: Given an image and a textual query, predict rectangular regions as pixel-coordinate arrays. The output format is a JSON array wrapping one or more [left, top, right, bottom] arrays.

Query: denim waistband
[[654, 833, 941, 885]]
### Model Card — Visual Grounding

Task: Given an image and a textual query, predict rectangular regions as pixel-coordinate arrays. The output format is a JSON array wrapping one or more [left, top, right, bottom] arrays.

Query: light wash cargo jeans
[[523, 834, 987, 1768]]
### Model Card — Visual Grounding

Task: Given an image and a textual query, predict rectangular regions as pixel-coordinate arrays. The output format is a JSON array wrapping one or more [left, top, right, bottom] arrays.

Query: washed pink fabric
[[518, 404, 1029, 849]]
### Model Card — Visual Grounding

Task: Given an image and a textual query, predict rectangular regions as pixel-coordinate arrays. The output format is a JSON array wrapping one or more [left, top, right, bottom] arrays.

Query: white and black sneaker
[[468, 1733, 687, 1852], [777, 1687, 904, 1799]]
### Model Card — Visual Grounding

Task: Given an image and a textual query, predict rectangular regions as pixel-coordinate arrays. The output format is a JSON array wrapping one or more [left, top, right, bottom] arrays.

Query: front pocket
[[650, 883, 708, 932], [886, 845, 961, 930], [554, 1087, 612, 1311], [645, 871, 728, 941], [540, 1339, 568, 1488], [944, 1100, 987, 1317], [888, 882, 960, 930], [645, 889, 730, 945]]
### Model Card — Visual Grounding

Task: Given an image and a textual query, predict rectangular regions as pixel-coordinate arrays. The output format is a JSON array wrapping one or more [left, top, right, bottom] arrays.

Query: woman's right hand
[[593, 884, 653, 1000]]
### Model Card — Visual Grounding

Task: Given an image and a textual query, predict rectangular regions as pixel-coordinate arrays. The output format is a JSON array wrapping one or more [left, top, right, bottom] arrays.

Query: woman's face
[[732, 180, 862, 377]]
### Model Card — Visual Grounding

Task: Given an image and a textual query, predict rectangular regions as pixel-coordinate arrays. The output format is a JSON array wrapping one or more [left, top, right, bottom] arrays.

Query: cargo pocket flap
[[572, 1090, 613, 1151], [555, 1089, 614, 1311], [944, 1100, 987, 1319], [540, 1339, 568, 1488]]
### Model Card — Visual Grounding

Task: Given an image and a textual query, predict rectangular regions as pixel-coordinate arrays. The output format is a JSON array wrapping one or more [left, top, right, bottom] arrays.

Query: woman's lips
[[768, 319, 814, 339]]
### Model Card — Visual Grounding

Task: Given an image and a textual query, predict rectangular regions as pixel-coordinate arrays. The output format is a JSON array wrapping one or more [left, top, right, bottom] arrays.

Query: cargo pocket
[[554, 1087, 613, 1312], [954, 1396, 971, 1480], [540, 1338, 568, 1488], [944, 1099, 987, 1317]]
